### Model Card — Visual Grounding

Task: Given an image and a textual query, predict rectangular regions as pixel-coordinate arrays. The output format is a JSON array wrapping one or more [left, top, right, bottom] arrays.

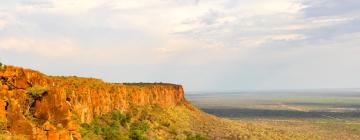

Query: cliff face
[[0, 65, 185, 140]]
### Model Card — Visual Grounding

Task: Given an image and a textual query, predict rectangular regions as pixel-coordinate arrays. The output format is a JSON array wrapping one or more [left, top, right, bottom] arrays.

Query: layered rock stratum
[[0, 65, 309, 140], [0, 65, 187, 139]]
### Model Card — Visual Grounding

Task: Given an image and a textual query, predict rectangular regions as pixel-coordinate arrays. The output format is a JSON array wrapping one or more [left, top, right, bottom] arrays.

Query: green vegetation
[[79, 110, 148, 140], [112, 110, 131, 126], [26, 85, 48, 105], [27, 85, 48, 99], [129, 121, 149, 140], [188, 91, 360, 140], [77, 106, 214, 140]]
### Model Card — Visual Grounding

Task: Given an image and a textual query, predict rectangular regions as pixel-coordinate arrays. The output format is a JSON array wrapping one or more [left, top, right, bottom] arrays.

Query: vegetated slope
[[0, 65, 306, 140]]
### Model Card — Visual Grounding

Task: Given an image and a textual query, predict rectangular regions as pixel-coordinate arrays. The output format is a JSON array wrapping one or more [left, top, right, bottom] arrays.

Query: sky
[[0, 0, 360, 91]]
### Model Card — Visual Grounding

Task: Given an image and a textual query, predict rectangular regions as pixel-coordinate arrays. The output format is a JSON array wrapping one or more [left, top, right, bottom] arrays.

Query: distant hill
[[0, 65, 307, 140]]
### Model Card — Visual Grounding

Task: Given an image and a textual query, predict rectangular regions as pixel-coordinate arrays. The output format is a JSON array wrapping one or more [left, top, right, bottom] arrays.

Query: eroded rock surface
[[0, 65, 185, 140]]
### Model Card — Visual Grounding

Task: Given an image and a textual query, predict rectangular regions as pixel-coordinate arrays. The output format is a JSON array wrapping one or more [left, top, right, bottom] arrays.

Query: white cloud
[[0, 0, 359, 90], [270, 34, 306, 41], [0, 19, 7, 29], [0, 12, 14, 30], [0, 37, 113, 62]]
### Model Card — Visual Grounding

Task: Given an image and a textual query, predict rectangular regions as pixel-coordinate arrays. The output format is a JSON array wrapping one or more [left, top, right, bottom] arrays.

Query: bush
[[27, 85, 48, 99], [129, 130, 148, 140], [112, 111, 131, 127], [26, 85, 48, 106], [80, 112, 131, 140], [129, 121, 149, 140], [90, 119, 103, 135], [131, 121, 149, 132], [102, 122, 128, 140]]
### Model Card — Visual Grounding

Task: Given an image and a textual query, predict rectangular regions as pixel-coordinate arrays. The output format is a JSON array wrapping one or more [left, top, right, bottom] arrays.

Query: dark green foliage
[[91, 119, 103, 135], [112, 111, 131, 126], [80, 120, 127, 140], [129, 121, 149, 140], [102, 122, 123, 140], [79, 111, 138, 140], [129, 130, 147, 140], [131, 121, 149, 132]]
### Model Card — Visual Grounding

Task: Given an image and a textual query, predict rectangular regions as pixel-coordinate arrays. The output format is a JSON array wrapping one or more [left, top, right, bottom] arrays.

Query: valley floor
[[187, 91, 360, 140], [238, 118, 360, 140]]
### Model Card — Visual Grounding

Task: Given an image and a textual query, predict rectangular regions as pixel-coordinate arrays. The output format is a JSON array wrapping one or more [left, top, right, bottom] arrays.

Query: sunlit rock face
[[0, 65, 185, 140]]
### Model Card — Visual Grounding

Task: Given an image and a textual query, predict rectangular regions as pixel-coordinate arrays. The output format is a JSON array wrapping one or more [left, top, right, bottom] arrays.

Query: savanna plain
[[187, 90, 360, 140]]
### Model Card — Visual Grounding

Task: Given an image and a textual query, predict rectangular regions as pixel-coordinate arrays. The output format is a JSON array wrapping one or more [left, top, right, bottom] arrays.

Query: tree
[[0, 62, 5, 70]]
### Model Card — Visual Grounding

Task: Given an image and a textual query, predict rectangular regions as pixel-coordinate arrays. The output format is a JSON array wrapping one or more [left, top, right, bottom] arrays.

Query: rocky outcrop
[[0, 65, 186, 140]]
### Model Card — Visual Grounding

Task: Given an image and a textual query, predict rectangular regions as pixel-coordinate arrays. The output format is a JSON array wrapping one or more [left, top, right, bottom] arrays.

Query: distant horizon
[[186, 88, 360, 93], [3, 63, 360, 92]]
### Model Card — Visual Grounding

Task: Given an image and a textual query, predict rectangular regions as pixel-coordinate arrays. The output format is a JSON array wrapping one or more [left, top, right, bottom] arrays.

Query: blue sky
[[0, 0, 360, 91]]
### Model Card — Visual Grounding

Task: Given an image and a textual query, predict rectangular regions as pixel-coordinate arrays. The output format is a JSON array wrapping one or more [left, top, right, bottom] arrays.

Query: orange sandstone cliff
[[0, 65, 186, 140], [0, 65, 304, 140]]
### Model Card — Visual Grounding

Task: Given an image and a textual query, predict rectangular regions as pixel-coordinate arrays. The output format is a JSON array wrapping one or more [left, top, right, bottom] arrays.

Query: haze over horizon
[[1, 0, 360, 91]]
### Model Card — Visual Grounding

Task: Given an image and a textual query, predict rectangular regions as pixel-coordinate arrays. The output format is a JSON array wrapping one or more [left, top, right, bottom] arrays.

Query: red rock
[[0, 65, 186, 140]]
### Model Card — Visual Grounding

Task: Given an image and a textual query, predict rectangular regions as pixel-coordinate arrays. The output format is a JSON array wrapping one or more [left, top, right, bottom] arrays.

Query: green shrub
[[102, 122, 129, 140], [131, 121, 149, 132], [79, 123, 102, 140], [26, 85, 48, 106], [129, 121, 149, 140], [27, 85, 48, 98], [90, 119, 103, 135], [112, 111, 130, 126], [80, 112, 131, 140], [129, 130, 148, 140]]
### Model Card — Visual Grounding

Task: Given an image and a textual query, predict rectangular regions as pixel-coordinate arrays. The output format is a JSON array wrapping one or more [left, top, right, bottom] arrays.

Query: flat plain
[[186, 89, 360, 140]]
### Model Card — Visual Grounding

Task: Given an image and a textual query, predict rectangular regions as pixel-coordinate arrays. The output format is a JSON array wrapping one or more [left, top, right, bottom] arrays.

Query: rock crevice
[[0, 65, 186, 140]]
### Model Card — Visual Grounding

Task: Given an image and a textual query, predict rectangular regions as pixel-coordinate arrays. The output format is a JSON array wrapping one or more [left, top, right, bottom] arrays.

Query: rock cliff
[[0, 65, 186, 140]]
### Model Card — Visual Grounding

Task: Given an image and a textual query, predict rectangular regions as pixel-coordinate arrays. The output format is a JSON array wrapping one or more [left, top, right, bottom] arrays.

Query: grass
[[188, 92, 360, 140], [77, 105, 229, 140], [79, 110, 133, 140]]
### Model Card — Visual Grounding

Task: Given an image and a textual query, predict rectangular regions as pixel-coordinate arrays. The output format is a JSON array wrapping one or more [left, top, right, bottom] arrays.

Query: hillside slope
[[0, 65, 308, 140]]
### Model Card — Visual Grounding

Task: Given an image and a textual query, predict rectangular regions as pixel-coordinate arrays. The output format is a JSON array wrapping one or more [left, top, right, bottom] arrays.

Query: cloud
[[301, 0, 360, 17], [0, 0, 359, 90], [0, 12, 14, 30], [270, 34, 306, 41], [0, 37, 118, 63], [0, 20, 7, 30]]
